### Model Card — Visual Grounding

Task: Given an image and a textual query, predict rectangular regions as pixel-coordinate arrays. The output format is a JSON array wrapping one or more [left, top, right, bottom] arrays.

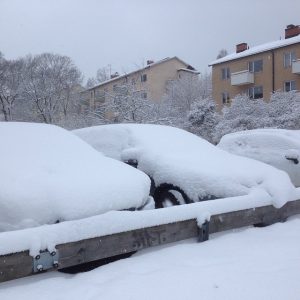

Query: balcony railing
[[231, 70, 254, 86], [292, 60, 300, 74]]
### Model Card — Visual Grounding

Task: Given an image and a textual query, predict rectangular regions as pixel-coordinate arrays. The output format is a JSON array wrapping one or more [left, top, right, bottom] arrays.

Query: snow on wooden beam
[[1, 199, 300, 283]]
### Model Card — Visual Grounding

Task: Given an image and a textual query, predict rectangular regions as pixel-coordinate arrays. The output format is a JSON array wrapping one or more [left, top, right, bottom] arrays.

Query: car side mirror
[[285, 149, 299, 165]]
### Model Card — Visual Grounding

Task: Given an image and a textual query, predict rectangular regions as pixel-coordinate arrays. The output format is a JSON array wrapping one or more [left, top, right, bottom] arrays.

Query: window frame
[[283, 52, 296, 68], [141, 91, 148, 99], [221, 67, 230, 80], [248, 59, 263, 73], [248, 85, 263, 99], [221, 91, 230, 104], [141, 74, 147, 82], [284, 80, 296, 92]]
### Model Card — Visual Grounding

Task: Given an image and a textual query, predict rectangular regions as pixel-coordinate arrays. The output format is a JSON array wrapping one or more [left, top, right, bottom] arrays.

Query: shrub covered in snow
[[187, 97, 220, 143], [214, 94, 271, 142], [268, 91, 300, 129], [214, 91, 300, 142]]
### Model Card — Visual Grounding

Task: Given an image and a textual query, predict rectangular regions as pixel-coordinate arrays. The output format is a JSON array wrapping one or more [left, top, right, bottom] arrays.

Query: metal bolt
[[37, 264, 43, 272]]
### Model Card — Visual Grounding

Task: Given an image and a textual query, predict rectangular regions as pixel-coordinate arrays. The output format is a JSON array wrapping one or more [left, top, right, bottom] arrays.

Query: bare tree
[[157, 72, 212, 127], [216, 49, 228, 59], [96, 66, 110, 83], [86, 77, 98, 88], [86, 66, 111, 88], [22, 53, 82, 124], [0, 58, 24, 121]]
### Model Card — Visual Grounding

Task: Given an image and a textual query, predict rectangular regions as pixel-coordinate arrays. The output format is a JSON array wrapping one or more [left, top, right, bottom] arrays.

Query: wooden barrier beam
[[1, 199, 300, 283]]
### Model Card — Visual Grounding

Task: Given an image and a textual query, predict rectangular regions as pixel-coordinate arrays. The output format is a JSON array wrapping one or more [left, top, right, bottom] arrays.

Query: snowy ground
[[1, 216, 300, 300]]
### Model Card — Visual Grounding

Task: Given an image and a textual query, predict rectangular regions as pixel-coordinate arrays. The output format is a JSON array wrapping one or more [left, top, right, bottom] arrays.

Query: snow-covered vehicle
[[0, 122, 151, 232], [218, 129, 300, 187], [74, 124, 295, 208]]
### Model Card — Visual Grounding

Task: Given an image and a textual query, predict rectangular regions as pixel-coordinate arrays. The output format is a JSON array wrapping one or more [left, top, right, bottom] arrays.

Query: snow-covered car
[[74, 124, 296, 208], [0, 122, 151, 232], [218, 128, 300, 187]]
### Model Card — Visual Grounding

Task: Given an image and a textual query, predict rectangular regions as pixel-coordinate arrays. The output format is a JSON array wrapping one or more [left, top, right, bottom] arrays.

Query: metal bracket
[[33, 250, 59, 273], [198, 221, 209, 242]]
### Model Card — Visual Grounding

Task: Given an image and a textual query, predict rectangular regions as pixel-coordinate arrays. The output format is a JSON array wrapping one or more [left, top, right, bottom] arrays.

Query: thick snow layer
[[209, 35, 300, 65], [74, 124, 296, 205], [1, 216, 300, 300], [218, 129, 300, 187], [0, 122, 150, 232], [1, 188, 299, 256]]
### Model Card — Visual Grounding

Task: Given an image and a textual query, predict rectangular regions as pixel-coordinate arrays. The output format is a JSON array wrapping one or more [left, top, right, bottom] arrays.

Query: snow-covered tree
[[187, 97, 220, 143], [86, 66, 111, 88], [216, 49, 228, 59], [22, 53, 82, 124], [268, 90, 300, 129], [0, 58, 24, 121], [158, 72, 212, 128], [214, 94, 271, 142], [104, 83, 154, 123]]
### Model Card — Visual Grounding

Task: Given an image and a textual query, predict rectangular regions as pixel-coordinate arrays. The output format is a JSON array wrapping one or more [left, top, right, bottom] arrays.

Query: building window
[[221, 67, 230, 80], [222, 92, 230, 104], [284, 52, 296, 68], [95, 90, 105, 102], [284, 80, 296, 92], [141, 92, 147, 99], [248, 86, 263, 99], [141, 74, 147, 82], [248, 60, 263, 73]]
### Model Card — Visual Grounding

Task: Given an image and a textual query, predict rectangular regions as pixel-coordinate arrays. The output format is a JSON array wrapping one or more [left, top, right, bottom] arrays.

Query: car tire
[[153, 183, 192, 208]]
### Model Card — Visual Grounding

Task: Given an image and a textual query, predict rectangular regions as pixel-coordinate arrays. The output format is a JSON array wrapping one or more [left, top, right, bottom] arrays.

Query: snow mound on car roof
[[218, 128, 300, 187], [74, 124, 297, 206], [0, 122, 150, 232]]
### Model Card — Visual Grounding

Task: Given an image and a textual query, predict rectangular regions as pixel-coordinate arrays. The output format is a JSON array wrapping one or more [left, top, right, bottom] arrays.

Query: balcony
[[231, 70, 254, 86], [292, 60, 300, 74]]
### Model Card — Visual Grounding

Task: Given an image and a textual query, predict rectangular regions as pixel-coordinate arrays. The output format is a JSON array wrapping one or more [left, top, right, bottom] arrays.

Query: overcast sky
[[0, 0, 299, 81]]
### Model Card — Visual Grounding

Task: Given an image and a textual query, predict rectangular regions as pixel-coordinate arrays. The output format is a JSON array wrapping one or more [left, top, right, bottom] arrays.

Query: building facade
[[209, 25, 300, 110], [81, 57, 199, 112]]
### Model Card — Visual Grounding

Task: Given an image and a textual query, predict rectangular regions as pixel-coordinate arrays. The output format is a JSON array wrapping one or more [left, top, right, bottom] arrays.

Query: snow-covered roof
[[177, 68, 200, 74], [0, 122, 150, 232], [84, 57, 198, 91], [74, 124, 297, 205], [209, 35, 300, 66]]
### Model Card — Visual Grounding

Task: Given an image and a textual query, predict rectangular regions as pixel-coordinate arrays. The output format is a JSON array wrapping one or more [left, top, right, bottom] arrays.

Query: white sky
[[0, 0, 299, 81]]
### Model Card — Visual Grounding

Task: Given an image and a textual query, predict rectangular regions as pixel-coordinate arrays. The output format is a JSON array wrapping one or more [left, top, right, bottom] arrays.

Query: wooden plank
[[0, 199, 299, 283], [57, 219, 198, 269], [56, 200, 300, 269], [0, 251, 32, 283]]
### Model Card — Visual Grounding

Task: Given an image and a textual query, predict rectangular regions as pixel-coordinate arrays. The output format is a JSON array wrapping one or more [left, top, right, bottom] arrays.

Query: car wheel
[[153, 183, 192, 208]]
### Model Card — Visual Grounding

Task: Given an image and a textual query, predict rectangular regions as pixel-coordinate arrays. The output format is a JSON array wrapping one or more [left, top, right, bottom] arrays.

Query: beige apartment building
[[209, 24, 300, 110], [81, 56, 199, 111]]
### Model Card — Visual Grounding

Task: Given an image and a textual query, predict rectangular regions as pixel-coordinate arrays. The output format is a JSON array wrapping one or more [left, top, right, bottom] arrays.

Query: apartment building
[[82, 56, 199, 111], [209, 25, 300, 110]]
